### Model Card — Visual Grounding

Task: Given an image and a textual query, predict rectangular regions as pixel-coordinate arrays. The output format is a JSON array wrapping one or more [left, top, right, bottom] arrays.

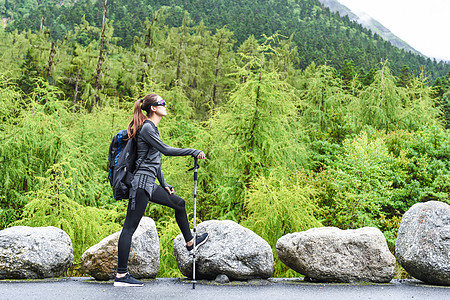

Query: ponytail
[[127, 94, 159, 140]]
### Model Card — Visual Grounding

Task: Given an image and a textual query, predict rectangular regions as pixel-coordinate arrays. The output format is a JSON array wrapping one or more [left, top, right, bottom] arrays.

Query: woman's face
[[152, 95, 167, 117]]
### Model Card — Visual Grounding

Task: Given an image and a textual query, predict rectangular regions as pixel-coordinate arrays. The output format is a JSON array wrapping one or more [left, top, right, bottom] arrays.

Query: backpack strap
[[114, 131, 124, 166], [132, 121, 150, 175]]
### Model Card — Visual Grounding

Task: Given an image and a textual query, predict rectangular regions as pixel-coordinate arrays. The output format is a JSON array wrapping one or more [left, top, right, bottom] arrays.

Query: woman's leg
[[117, 188, 149, 274], [150, 185, 193, 243]]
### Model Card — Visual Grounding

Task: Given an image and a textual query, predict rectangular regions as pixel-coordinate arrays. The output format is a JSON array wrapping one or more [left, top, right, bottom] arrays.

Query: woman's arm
[[141, 123, 201, 157], [156, 166, 174, 194]]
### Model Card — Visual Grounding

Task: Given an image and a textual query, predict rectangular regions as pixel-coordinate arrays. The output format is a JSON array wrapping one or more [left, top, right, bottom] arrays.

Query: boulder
[[395, 201, 450, 286], [173, 220, 274, 280], [277, 227, 396, 283], [81, 217, 159, 280], [0, 226, 73, 279]]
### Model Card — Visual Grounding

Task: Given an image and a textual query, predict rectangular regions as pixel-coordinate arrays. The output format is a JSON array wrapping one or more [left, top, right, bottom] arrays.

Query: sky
[[338, 0, 450, 62]]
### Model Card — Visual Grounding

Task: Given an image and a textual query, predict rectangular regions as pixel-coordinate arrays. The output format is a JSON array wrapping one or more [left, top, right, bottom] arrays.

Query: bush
[[243, 168, 322, 277]]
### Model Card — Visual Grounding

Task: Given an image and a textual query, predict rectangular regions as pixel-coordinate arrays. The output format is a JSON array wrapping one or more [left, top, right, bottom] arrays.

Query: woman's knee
[[171, 195, 186, 210]]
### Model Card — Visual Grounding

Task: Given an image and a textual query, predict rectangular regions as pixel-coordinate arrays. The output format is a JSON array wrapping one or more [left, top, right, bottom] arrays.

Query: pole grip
[[194, 157, 199, 170], [188, 157, 200, 171]]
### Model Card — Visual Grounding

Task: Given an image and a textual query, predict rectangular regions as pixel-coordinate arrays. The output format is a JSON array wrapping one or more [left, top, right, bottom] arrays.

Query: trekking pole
[[188, 157, 200, 289]]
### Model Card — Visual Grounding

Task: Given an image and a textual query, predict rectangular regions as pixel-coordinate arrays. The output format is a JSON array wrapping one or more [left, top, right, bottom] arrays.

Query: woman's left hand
[[165, 186, 174, 194]]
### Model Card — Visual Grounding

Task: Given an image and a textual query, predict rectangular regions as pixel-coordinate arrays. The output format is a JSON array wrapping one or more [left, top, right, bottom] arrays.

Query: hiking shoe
[[114, 273, 143, 287], [186, 232, 209, 254]]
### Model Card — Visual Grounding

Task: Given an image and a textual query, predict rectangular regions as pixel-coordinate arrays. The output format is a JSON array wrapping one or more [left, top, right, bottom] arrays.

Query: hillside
[[2, 0, 449, 79], [317, 0, 423, 57], [1, 0, 450, 280]]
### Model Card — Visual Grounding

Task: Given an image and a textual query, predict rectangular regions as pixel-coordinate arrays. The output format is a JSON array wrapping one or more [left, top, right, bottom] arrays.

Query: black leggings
[[117, 185, 193, 274]]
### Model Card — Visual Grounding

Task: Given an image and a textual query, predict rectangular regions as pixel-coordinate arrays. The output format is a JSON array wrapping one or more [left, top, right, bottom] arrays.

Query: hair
[[127, 94, 159, 140]]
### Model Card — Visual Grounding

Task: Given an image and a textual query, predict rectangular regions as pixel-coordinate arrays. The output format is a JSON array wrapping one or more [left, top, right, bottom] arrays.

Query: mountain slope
[[3, 0, 449, 79], [317, 0, 423, 56]]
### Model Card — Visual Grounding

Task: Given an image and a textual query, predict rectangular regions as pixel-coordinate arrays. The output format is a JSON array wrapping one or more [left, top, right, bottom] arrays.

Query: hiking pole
[[188, 157, 200, 289]]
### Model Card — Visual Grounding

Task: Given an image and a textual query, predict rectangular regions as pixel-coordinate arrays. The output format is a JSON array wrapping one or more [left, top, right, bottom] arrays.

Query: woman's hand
[[165, 186, 174, 195], [197, 151, 206, 159]]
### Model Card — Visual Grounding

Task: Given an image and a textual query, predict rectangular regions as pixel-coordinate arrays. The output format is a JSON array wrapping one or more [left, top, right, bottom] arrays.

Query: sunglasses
[[149, 99, 167, 107]]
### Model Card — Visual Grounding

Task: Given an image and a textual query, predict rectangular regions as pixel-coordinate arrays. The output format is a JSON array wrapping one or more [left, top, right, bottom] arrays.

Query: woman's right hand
[[197, 151, 206, 159]]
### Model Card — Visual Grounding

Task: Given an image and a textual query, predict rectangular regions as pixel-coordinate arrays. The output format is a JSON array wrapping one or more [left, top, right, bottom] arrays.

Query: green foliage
[[313, 128, 450, 250], [298, 63, 354, 142], [320, 131, 399, 229], [4, 0, 449, 80], [243, 169, 322, 277], [0, 11, 449, 279], [351, 62, 440, 132], [14, 162, 121, 261], [0, 81, 70, 226], [156, 216, 183, 278], [205, 37, 308, 221], [432, 72, 450, 127]]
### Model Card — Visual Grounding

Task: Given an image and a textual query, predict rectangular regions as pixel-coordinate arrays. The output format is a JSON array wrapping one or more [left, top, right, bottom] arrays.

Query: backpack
[[108, 128, 146, 200]]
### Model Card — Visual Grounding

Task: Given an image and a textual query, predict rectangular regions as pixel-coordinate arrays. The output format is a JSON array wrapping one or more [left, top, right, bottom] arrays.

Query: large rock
[[277, 227, 396, 283], [81, 217, 159, 280], [395, 201, 450, 286], [0, 226, 73, 279], [173, 220, 274, 280]]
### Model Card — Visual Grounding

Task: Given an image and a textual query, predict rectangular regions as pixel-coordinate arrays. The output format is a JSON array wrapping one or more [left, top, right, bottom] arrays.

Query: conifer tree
[[210, 27, 235, 112], [206, 36, 306, 220], [17, 48, 40, 94], [299, 63, 352, 141], [352, 61, 439, 132], [14, 162, 121, 261], [94, 0, 108, 106]]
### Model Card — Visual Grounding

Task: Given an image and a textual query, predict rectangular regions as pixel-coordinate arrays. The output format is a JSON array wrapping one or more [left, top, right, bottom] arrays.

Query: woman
[[114, 94, 208, 287]]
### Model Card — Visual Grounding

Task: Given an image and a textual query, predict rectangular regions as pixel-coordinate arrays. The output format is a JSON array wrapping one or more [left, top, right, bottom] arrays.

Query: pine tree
[[17, 48, 40, 94], [206, 36, 307, 220]]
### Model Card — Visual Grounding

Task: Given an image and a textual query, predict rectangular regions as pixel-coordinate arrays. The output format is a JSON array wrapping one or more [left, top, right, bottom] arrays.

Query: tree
[[210, 26, 235, 113], [299, 63, 353, 141], [397, 65, 412, 87], [93, 0, 108, 106], [339, 59, 356, 89], [16, 48, 40, 94], [206, 36, 306, 220], [352, 61, 439, 132]]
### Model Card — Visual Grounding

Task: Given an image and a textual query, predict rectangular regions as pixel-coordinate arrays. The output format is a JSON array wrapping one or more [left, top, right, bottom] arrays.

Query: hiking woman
[[114, 94, 208, 287]]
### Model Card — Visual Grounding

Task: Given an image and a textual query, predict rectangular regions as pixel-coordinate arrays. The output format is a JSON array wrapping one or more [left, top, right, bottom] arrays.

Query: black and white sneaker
[[186, 232, 209, 254], [114, 273, 143, 287]]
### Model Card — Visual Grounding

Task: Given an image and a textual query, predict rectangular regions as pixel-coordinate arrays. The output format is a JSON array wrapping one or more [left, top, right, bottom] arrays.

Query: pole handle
[[189, 157, 200, 171]]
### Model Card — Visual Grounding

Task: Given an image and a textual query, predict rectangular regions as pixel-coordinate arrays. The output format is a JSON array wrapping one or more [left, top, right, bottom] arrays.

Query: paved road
[[1, 277, 449, 300]]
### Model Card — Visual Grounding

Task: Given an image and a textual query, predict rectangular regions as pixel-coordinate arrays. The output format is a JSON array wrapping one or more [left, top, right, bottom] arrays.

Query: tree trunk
[[73, 68, 81, 112], [176, 14, 188, 82], [321, 83, 325, 130], [40, 16, 45, 31], [176, 37, 183, 81], [143, 16, 156, 64], [94, 0, 107, 106], [211, 39, 223, 109], [46, 41, 56, 79]]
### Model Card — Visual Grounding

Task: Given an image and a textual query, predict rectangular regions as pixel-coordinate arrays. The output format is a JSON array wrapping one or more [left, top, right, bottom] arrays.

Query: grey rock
[[215, 274, 230, 283], [395, 201, 450, 286], [81, 217, 159, 280], [173, 220, 274, 280], [277, 227, 396, 283], [0, 226, 73, 279]]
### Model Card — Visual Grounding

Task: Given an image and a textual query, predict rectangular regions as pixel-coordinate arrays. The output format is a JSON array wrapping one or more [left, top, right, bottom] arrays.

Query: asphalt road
[[1, 277, 449, 300]]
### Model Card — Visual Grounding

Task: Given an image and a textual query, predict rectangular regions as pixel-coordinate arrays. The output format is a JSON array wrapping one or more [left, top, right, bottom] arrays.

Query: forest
[[0, 0, 450, 278], [3, 0, 450, 80]]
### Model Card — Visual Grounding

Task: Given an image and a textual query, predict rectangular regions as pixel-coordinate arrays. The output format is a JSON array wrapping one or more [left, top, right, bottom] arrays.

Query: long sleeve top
[[129, 120, 200, 207]]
